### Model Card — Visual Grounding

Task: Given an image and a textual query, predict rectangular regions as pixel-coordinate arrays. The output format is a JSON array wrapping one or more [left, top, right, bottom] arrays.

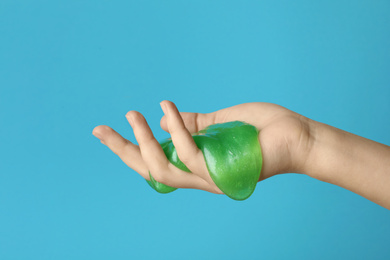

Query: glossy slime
[[146, 121, 263, 200]]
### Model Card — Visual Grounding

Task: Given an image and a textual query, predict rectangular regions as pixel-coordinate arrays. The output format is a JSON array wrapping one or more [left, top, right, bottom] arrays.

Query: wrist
[[291, 116, 319, 176], [299, 119, 364, 183]]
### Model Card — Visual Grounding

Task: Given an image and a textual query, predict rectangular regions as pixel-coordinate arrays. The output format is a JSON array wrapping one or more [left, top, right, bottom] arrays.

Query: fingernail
[[93, 131, 102, 140], [126, 113, 134, 127], [160, 101, 168, 114]]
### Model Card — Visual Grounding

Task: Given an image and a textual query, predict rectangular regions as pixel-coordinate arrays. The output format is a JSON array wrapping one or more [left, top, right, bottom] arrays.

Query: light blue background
[[1, 1, 389, 259]]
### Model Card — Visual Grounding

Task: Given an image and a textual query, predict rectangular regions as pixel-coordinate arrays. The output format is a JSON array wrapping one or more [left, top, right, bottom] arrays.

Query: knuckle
[[139, 136, 158, 151], [115, 140, 131, 155]]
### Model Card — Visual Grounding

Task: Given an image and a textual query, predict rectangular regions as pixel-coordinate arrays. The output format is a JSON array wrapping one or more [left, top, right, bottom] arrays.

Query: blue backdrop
[[1, 1, 389, 259]]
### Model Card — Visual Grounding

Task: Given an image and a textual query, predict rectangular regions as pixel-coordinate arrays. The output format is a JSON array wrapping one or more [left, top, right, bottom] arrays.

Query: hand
[[92, 101, 314, 194]]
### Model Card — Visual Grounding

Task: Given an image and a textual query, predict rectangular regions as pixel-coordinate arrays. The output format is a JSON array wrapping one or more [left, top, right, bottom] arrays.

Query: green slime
[[146, 121, 263, 201]]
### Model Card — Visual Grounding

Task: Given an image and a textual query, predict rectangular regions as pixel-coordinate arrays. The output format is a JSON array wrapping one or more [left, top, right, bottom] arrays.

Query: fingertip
[[93, 125, 112, 133], [126, 110, 143, 119], [161, 100, 179, 112], [92, 125, 112, 140], [160, 101, 168, 115], [92, 126, 100, 137], [160, 100, 171, 106], [125, 110, 133, 119], [126, 110, 142, 127]]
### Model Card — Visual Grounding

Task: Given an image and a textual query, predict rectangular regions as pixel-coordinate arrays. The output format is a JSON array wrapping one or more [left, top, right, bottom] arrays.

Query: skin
[[92, 101, 390, 209]]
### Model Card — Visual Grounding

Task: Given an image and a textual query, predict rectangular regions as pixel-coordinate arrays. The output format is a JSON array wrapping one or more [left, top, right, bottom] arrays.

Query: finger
[[126, 111, 211, 190], [161, 101, 222, 194], [160, 111, 217, 133], [160, 100, 214, 183], [92, 125, 148, 178]]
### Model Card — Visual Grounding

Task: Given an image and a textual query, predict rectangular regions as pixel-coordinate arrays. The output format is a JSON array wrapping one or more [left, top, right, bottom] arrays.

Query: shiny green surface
[[146, 172, 177, 194], [147, 121, 263, 200]]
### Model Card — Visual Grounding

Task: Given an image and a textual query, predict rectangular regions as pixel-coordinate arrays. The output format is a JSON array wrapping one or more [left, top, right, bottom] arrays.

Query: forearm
[[303, 120, 390, 209]]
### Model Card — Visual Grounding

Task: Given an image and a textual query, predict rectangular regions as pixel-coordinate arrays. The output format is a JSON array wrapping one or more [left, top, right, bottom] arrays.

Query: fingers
[[126, 110, 211, 191], [126, 111, 168, 170], [160, 101, 206, 175], [92, 125, 148, 178], [92, 106, 222, 194], [160, 101, 222, 193], [160, 111, 216, 134]]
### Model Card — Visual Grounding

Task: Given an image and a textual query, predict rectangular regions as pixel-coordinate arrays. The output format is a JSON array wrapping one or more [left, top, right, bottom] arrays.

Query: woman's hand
[[93, 101, 390, 208], [92, 101, 315, 195], [160, 102, 315, 181]]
